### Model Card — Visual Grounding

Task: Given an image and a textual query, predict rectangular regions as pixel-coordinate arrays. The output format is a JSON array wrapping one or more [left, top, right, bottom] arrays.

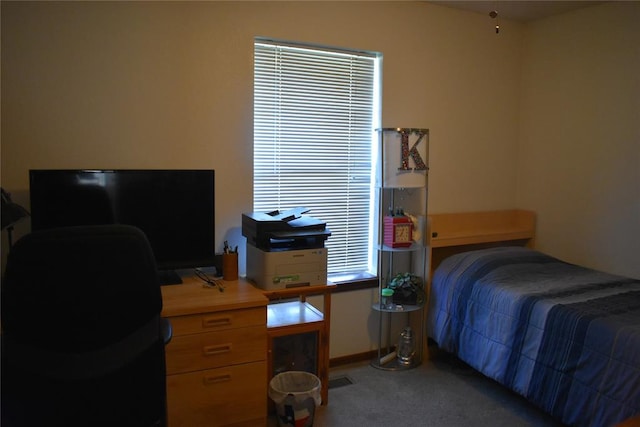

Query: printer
[[246, 244, 327, 290], [242, 207, 330, 252], [243, 207, 330, 290]]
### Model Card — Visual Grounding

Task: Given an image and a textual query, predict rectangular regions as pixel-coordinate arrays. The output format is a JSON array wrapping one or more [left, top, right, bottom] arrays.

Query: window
[[253, 39, 381, 281]]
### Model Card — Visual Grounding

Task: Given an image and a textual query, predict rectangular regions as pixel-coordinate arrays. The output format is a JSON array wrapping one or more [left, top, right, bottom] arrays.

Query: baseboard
[[329, 350, 379, 368]]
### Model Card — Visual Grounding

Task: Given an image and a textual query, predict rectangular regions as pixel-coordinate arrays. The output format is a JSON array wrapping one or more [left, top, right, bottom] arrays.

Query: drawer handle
[[203, 374, 232, 385], [202, 317, 232, 328], [203, 343, 232, 356]]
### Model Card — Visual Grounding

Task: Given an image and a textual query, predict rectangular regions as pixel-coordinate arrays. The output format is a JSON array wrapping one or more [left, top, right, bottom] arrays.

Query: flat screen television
[[29, 169, 215, 284]]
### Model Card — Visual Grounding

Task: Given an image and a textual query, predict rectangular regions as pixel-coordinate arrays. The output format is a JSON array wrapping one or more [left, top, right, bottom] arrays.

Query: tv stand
[[157, 269, 182, 286]]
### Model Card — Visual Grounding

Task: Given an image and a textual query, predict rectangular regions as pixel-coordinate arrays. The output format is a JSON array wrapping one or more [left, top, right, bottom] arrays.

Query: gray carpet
[[270, 346, 566, 427]]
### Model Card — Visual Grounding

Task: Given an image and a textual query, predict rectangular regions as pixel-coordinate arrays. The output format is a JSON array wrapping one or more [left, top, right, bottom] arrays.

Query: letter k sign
[[398, 130, 427, 171]]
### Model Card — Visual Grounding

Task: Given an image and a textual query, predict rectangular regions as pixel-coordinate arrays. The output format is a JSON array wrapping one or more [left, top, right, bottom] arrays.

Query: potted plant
[[387, 272, 424, 305]]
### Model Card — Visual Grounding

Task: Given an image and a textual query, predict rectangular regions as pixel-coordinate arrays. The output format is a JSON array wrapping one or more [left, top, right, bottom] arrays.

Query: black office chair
[[1, 224, 172, 427]]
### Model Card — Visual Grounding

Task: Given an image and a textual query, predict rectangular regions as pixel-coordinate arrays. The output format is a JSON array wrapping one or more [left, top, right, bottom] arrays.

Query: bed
[[426, 211, 640, 427]]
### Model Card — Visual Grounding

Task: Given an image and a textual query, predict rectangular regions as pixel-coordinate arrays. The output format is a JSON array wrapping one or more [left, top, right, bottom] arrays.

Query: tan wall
[[517, 2, 640, 279], [1, 1, 524, 240], [2, 1, 637, 357]]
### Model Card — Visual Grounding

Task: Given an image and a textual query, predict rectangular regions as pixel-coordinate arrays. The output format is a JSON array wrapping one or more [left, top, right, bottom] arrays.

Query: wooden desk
[[161, 277, 268, 427], [260, 283, 335, 406]]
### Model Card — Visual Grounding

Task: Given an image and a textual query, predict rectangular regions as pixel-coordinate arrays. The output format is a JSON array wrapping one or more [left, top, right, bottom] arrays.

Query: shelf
[[371, 303, 423, 313], [376, 185, 427, 190], [430, 228, 534, 248], [267, 301, 323, 329], [372, 127, 428, 372], [371, 353, 421, 371], [262, 283, 333, 406], [378, 242, 425, 252], [429, 210, 535, 248]]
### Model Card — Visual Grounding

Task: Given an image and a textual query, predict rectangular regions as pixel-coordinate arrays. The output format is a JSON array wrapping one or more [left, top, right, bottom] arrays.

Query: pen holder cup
[[222, 252, 238, 281]]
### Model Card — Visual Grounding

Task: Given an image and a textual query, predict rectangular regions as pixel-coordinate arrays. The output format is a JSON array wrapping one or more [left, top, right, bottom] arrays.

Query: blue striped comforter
[[427, 247, 640, 427]]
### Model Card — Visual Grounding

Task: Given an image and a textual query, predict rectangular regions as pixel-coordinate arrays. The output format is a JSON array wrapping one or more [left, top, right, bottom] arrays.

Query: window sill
[[328, 272, 378, 293]]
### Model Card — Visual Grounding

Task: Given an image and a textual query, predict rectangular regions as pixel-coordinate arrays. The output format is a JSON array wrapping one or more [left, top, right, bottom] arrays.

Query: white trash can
[[269, 371, 321, 427]]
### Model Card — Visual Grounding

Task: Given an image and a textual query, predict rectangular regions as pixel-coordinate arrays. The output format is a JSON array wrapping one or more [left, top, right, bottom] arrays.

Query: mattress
[[427, 246, 640, 427]]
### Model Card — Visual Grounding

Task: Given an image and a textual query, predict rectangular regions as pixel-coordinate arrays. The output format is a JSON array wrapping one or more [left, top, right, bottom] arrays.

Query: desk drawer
[[170, 307, 265, 336], [166, 325, 266, 374], [167, 360, 266, 427]]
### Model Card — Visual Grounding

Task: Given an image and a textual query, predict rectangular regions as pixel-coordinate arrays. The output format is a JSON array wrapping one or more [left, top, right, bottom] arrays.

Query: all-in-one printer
[[242, 207, 330, 290]]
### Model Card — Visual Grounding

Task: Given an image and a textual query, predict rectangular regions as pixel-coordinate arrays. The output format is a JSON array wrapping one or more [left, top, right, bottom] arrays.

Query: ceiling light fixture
[[489, 9, 500, 34]]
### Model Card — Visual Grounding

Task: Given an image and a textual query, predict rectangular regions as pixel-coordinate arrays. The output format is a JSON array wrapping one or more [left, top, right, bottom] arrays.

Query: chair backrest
[[1, 224, 166, 427]]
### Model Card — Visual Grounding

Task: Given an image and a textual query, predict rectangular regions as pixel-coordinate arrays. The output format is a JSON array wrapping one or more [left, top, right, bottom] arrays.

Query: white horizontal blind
[[254, 40, 378, 275]]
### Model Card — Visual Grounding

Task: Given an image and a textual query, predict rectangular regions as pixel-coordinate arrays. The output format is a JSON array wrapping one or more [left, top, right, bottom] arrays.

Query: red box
[[383, 215, 413, 248]]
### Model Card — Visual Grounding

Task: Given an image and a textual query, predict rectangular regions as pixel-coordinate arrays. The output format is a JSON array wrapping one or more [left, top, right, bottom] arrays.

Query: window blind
[[253, 39, 379, 276]]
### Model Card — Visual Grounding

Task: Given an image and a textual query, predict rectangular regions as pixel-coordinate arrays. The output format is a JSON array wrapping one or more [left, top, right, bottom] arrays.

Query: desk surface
[[161, 276, 268, 318]]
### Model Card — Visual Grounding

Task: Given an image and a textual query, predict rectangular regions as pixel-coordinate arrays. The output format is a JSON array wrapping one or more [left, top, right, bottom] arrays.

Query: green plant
[[387, 273, 424, 305], [388, 272, 422, 288]]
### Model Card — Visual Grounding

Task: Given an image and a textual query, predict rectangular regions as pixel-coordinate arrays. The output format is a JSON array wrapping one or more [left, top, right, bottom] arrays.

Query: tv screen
[[29, 169, 215, 283]]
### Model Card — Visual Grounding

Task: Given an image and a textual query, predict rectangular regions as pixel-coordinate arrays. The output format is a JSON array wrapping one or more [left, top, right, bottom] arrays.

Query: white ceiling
[[427, 1, 605, 22]]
